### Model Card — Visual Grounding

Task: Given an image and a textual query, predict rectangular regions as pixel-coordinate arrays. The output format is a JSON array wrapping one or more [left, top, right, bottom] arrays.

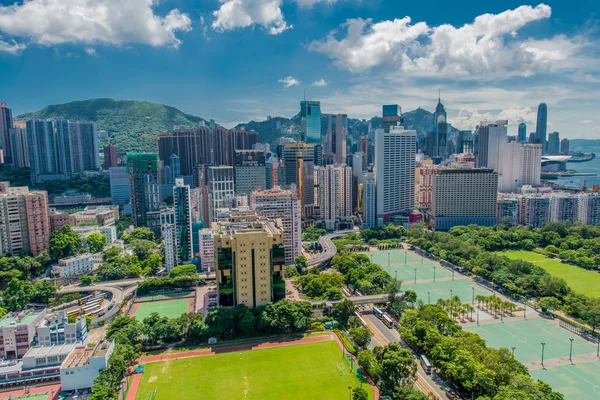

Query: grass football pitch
[[133, 299, 190, 321], [134, 341, 373, 400], [499, 250, 600, 297]]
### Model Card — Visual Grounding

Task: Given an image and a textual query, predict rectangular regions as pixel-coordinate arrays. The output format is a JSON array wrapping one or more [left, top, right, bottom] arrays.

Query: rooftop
[[0, 311, 42, 328], [62, 340, 113, 369], [25, 343, 78, 359]]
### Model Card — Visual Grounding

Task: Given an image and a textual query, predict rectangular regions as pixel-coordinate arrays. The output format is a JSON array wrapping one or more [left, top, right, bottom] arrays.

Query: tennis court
[[366, 249, 425, 266], [383, 261, 453, 282], [135, 289, 195, 302], [131, 299, 191, 321], [530, 362, 600, 399], [402, 278, 493, 304], [464, 318, 597, 364]]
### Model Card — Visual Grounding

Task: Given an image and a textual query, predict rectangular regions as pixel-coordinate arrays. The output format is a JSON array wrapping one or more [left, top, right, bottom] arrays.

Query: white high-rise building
[[374, 126, 416, 226], [476, 121, 508, 171], [207, 166, 235, 224], [199, 228, 215, 271], [550, 193, 578, 223], [352, 152, 364, 183], [251, 187, 301, 265], [363, 174, 376, 229], [499, 142, 542, 192], [162, 224, 176, 272], [173, 178, 193, 265], [317, 165, 353, 230], [578, 194, 600, 225]]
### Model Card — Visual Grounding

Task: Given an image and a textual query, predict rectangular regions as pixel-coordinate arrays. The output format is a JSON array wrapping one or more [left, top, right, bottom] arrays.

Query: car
[[208, 301, 218, 307], [208, 293, 217, 298]]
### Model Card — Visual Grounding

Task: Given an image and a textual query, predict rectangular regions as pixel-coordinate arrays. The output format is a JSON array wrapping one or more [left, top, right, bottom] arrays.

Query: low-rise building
[[49, 208, 70, 233], [69, 206, 119, 227], [72, 225, 117, 244], [0, 310, 47, 359], [35, 311, 87, 347], [60, 340, 114, 391], [54, 254, 94, 278]]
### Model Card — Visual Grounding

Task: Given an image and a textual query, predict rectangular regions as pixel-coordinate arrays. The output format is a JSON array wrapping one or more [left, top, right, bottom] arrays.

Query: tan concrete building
[[213, 211, 285, 308], [68, 206, 119, 227]]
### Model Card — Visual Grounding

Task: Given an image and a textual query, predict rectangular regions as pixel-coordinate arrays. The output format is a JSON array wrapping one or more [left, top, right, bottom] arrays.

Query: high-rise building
[[518, 122, 527, 143], [327, 114, 348, 165], [519, 195, 550, 228], [173, 178, 193, 265], [382, 105, 401, 133], [549, 193, 578, 223], [283, 143, 315, 221], [358, 135, 369, 169], [234, 150, 266, 196], [108, 167, 130, 205], [127, 153, 161, 236], [535, 103, 548, 153], [578, 194, 600, 225], [157, 127, 259, 176], [476, 120, 508, 171], [415, 163, 439, 209], [199, 228, 215, 271], [162, 223, 176, 272], [0, 184, 50, 256], [207, 166, 235, 223], [103, 145, 118, 170], [27, 120, 62, 183], [498, 143, 542, 192], [430, 167, 498, 230], [300, 101, 321, 143], [497, 198, 519, 226], [362, 174, 376, 229], [213, 212, 285, 307], [547, 132, 560, 155], [352, 152, 363, 182], [317, 165, 353, 230], [65, 121, 99, 173], [431, 97, 448, 159], [374, 126, 416, 226], [0, 103, 13, 164], [251, 187, 301, 265], [8, 128, 29, 168], [560, 138, 569, 154]]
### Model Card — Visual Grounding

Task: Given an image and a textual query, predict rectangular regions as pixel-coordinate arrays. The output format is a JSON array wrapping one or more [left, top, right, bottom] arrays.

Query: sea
[[552, 142, 600, 189]]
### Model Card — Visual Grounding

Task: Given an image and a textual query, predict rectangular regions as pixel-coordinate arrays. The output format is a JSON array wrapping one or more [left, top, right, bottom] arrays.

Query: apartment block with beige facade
[[213, 212, 285, 308]]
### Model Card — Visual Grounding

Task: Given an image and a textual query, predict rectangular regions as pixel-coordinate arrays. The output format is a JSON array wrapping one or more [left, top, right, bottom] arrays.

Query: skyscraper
[[8, 128, 29, 168], [109, 166, 130, 205], [173, 178, 193, 266], [283, 143, 315, 221], [358, 135, 369, 169], [549, 194, 578, 223], [300, 101, 321, 143], [518, 122, 527, 143], [103, 145, 118, 170], [382, 104, 401, 133], [0, 103, 13, 164], [432, 96, 448, 158], [374, 126, 416, 226], [251, 187, 301, 265], [66, 121, 99, 173], [498, 143, 542, 192], [476, 121, 508, 171], [519, 195, 550, 228], [535, 103, 548, 154], [127, 153, 161, 236], [547, 131, 560, 155], [207, 166, 235, 223], [327, 114, 348, 165], [577, 194, 600, 225], [560, 138, 569, 154], [317, 164, 353, 230], [234, 150, 266, 196], [362, 174, 376, 229], [27, 120, 61, 183]]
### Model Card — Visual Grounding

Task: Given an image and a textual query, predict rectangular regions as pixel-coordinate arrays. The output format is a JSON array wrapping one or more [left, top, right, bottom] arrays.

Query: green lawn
[[134, 341, 373, 400], [499, 250, 600, 297], [133, 299, 190, 321]]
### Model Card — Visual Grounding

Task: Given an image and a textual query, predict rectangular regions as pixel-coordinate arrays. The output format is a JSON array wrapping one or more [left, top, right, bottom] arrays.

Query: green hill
[[18, 98, 208, 152]]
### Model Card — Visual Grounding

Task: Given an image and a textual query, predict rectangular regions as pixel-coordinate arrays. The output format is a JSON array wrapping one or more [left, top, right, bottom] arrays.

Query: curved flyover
[[307, 230, 354, 267], [56, 283, 138, 323]]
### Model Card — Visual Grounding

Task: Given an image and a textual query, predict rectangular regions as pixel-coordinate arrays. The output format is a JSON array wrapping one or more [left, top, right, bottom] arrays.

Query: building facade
[[109, 167, 130, 206], [519, 196, 550, 228], [198, 228, 215, 271], [317, 164, 353, 230], [300, 100, 321, 142], [0, 103, 13, 164], [497, 198, 519, 226], [517, 122, 527, 143], [498, 142, 542, 193], [174, 178, 193, 265], [60, 340, 114, 391], [476, 121, 508, 171], [103, 145, 118, 170], [327, 114, 348, 165], [549, 194, 578, 223], [282, 143, 315, 222], [35, 311, 88, 347], [8, 128, 28, 168], [55, 254, 94, 278], [534, 102, 548, 153], [127, 153, 161, 236], [578, 194, 600, 225], [234, 150, 266, 196], [207, 166, 235, 224]]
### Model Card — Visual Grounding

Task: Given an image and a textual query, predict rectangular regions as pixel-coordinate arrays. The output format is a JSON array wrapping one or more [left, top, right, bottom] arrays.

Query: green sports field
[[6, 394, 50, 400], [530, 362, 600, 399], [464, 318, 597, 364], [402, 278, 494, 304], [134, 341, 373, 400], [133, 299, 190, 321], [499, 250, 600, 297]]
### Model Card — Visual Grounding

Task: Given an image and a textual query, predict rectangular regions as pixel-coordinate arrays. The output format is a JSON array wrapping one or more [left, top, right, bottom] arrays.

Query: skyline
[[0, 0, 598, 138]]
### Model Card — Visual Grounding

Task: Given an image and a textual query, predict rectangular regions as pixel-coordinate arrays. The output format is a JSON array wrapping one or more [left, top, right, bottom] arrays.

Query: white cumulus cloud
[[295, 0, 340, 8], [85, 47, 96, 56], [312, 79, 327, 87], [581, 120, 593, 124], [213, 0, 290, 35], [0, 0, 191, 49], [279, 76, 300, 87], [308, 4, 582, 77], [0, 37, 26, 54]]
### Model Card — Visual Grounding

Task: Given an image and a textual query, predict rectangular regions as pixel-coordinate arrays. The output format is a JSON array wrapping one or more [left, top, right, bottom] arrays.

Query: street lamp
[[452, 271, 454, 281], [388, 252, 390, 268], [414, 268, 417, 284], [348, 386, 352, 400], [511, 347, 515, 357], [450, 289, 453, 299], [477, 309, 480, 325], [405, 251, 407, 265], [427, 292, 430, 304], [433, 266, 436, 282], [541, 343, 546, 369], [569, 338, 574, 363]]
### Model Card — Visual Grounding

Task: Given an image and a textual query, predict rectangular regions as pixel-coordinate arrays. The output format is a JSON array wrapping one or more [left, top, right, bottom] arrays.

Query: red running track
[[0, 383, 60, 399]]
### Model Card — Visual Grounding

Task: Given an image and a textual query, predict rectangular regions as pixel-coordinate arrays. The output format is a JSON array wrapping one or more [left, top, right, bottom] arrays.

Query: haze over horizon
[[0, 0, 598, 138]]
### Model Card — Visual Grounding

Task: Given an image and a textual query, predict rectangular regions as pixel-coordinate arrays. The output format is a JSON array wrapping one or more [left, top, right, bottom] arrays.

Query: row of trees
[[49, 225, 109, 260], [400, 304, 564, 399], [407, 223, 600, 332]]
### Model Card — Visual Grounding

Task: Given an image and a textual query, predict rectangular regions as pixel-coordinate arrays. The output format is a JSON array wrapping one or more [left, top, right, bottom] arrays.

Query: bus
[[373, 307, 383, 318], [381, 314, 393, 328], [420, 354, 432, 375]]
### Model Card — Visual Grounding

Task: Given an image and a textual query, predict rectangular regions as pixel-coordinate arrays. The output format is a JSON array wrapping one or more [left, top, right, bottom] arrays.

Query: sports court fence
[[559, 319, 599, 342], [134, 288, 195, 303]]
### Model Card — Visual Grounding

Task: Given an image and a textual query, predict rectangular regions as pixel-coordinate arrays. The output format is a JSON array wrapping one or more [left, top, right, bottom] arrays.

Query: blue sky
[[0, 0, 598, 138]]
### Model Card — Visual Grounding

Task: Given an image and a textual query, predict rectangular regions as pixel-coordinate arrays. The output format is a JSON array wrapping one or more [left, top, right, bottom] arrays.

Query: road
[[362, 312, 449, 400], [307, 230, 354, 267]]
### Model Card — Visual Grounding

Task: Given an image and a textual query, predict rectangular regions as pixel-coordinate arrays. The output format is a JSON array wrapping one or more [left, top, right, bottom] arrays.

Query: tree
[[32, 280, 58, 303], [333, 299, 356, 326], [376, 342, 417, 393], [294, 255, 308, 274], [128, 239, 158, 261], [169, 264, 198, 278], [122, 227, 155, 243], [352, 387, 369, 400], [86, 232, 108, 253], [357, 349, 381, 382], [404, 290, 417, 304], [349, 326, 372, 350], [537, 297, 561, 314], [81, 275, 99, 286], [49, 225, 82, 260], [3, 278, 35, 311], [142, 253, 163, 275]]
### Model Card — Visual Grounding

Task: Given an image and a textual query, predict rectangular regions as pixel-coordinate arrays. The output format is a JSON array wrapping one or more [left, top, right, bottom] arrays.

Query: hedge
[[334, 329, 356, 355]]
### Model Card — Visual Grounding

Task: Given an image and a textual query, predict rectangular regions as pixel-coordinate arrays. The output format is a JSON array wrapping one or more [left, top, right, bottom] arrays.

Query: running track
[[126, 333, 379, 400], [0, 383, 60, 399]]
